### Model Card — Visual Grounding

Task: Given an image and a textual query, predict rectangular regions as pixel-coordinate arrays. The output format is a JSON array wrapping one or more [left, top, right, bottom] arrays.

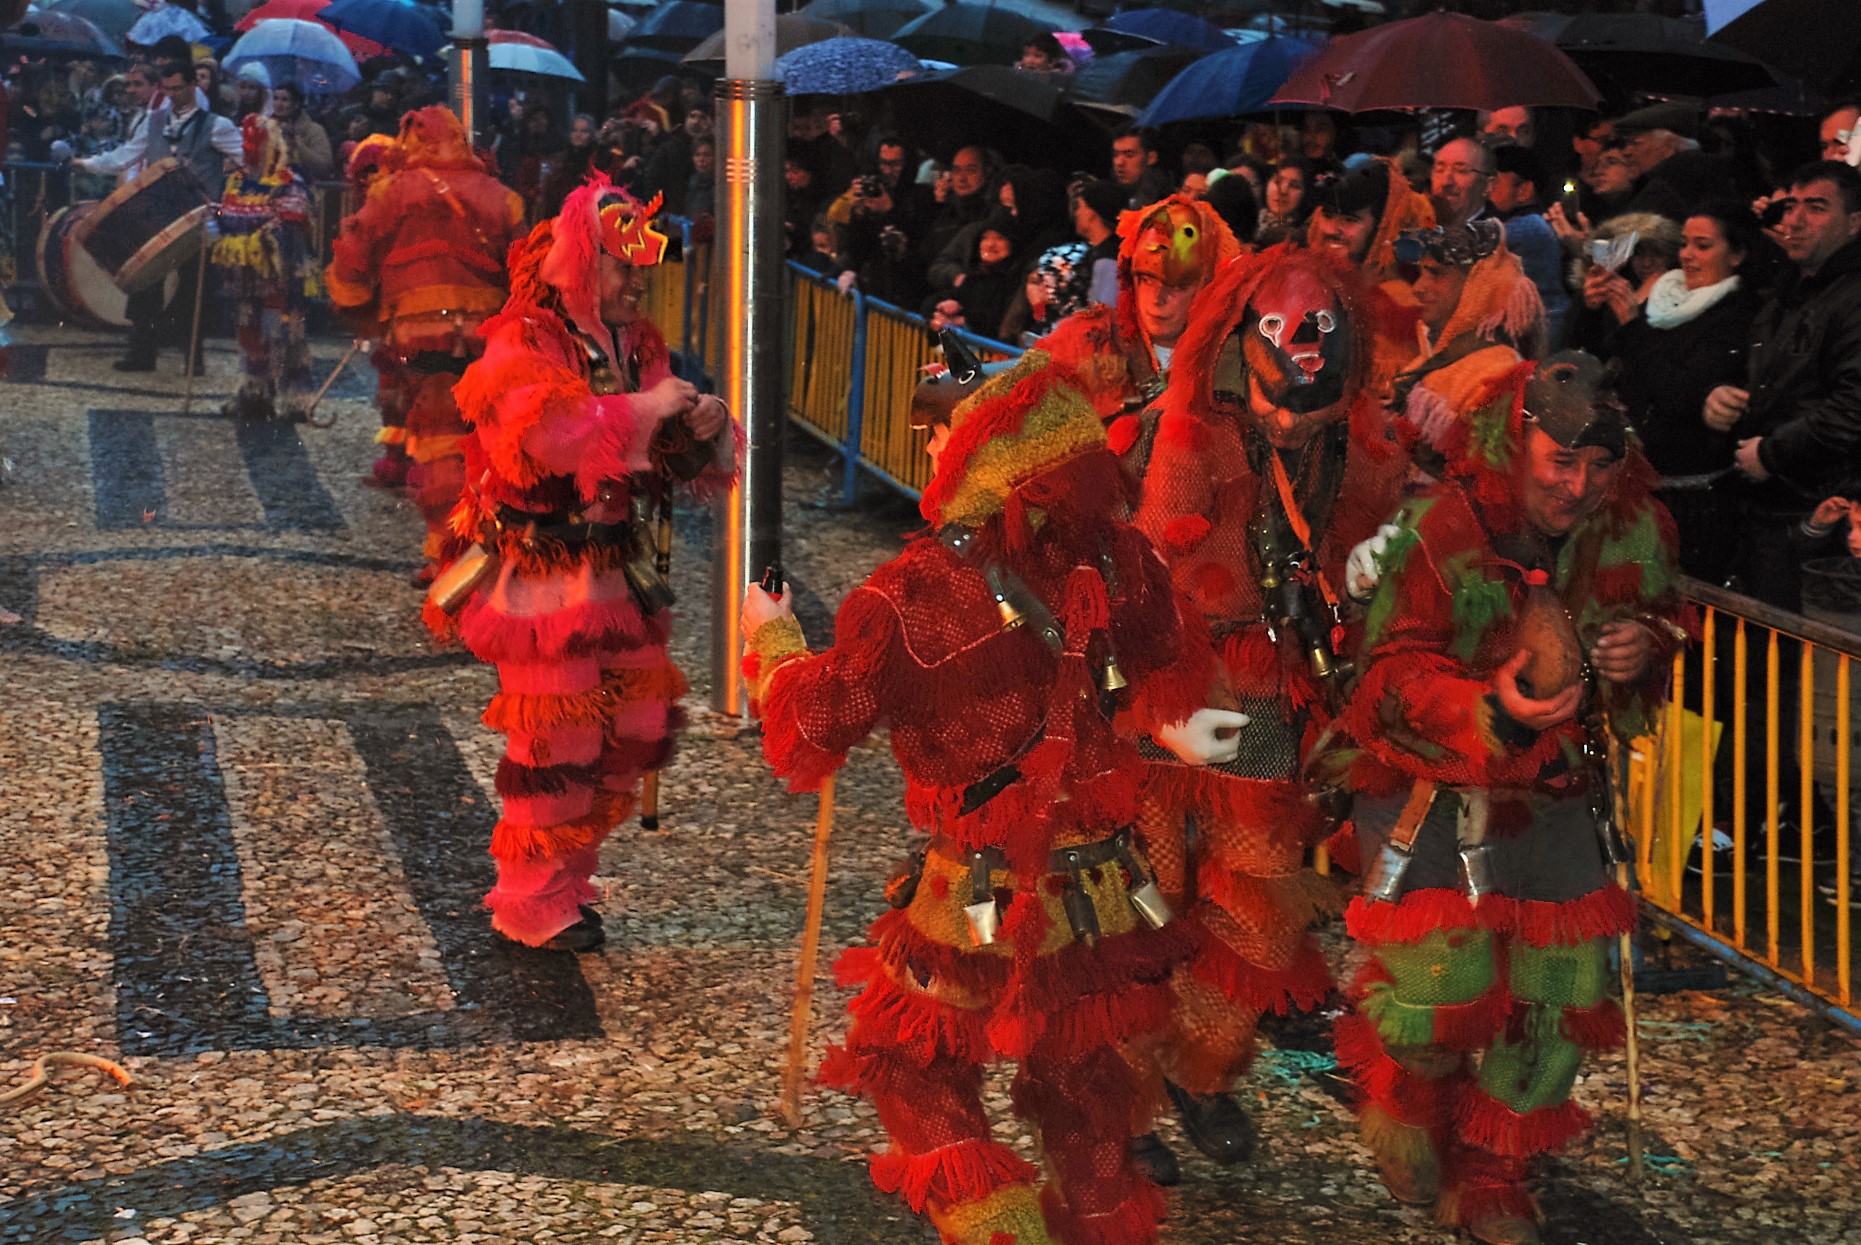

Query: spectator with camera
[[836, 137, 936, 306]]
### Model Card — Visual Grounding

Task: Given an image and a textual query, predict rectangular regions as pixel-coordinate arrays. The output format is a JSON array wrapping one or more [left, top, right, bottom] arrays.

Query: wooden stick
[[302, 340, 360, 429], [639, 490, 676, 831], [180, 244, 208, 415], [1605, 731, 1645, 1183], [639, 771, 660, 831], [779, 774, 836, 1129]]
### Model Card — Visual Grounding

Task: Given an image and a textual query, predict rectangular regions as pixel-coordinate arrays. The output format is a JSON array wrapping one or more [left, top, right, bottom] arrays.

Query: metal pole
[[709, 0, 784, 719], [449, 0, 488, 147]]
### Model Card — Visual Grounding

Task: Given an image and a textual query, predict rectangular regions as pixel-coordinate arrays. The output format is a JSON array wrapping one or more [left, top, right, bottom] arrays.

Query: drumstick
[[779, 773, 835, 1130], [180, 244, 207, 415]]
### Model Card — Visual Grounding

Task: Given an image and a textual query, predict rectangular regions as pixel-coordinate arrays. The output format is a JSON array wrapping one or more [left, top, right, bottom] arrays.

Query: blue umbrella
[[126, 1, 209, 45], [796, 0, 928, 40], [777, 35, 921, 94], [623, 0, 723, 51], [225, 17, 361, 94], [318, 0, 445, 60], [1137, 35, 1319, 126], [1101, 9, 1236, 54]]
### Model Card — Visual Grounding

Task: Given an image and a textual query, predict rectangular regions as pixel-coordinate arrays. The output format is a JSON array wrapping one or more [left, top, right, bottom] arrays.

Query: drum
[[38, 202, 131, 328], [74, 157, 214, 295]]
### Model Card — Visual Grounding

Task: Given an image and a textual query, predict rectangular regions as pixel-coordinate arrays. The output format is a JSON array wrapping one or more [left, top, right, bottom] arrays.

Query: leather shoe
[[1468, 1212, 1540, 1245], [1165, 1081, 1254, 1165], [1128, 1133, 1180, 1187], [539, 917, 605, 953], [578, 904, 604, 927], [112, 355, 156, 373]]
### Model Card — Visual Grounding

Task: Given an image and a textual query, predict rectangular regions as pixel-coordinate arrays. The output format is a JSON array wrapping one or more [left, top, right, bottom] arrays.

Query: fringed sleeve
[[324, 178, 394, 312], [1109, 525, 1220, 733], [757, 585, 902, 794]]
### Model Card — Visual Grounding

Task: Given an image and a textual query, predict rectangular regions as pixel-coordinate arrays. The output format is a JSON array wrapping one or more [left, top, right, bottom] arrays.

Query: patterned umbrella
[[796, 0, 928, 40], [487, 28, 584, 82], [224, 17, 361, 93], [236, 0, 392, 62], [43, 0, 140, 41], [318, 0, 445, 60], [889, 3, 1052, 68], [776, 35, 921, 94], [125, 0, 209, 46], [6, 5, 123, 55]]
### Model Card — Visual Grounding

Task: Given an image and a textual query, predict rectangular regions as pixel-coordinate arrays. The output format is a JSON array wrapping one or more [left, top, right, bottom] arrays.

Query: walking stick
[[779, 773, 836, 1129], [302, 340, 362, 429], [1604, 730, 1646, 1183], [639, 485, 675, 830], [180, 242, 209, 415]]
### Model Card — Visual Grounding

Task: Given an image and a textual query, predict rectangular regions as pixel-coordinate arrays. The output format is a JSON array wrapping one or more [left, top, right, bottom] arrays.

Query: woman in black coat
[[1594, 202, 1765, 583]]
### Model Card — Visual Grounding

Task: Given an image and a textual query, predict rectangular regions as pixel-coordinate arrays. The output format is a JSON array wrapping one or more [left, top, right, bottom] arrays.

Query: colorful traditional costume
[[326, 106, 525, 574], [337, 132, 416, 488], [1304, 157, 1435, 395], [430, 176, 737, 949], [1129, 246, 1411, 1144], [1334, 354, 1686, 1243], [747, 356, 1213, 1245], [211, 115, 312, 420]]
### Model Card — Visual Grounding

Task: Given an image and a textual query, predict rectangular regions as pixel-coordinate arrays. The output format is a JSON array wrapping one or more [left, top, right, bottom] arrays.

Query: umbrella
[[1503, 11, 1778, 98], [5, 6, 122, 55], [43, 0, 139, 40], [487, 28, 584, 81], [890, 4, 1053, 68], [224, 17, 360, 93], [1069, 45, 1203, 115], [683, 13, 848, 73], [883, 64, 1107, 168], [776, 34, 920, 94], [622, 0, 722, 51], [1101, 8, 1235, 54], [318, 0, 445, 60], [1271, 12, 1600, 112], [125, 1, 209, 45], [608, 7, 633, 41], [613, 44, 689, 92], [1138, 36, 1318, 125], [796, 0, 928, 41], [236, 0, 391, 62], [1706, 0, 1861, 97]]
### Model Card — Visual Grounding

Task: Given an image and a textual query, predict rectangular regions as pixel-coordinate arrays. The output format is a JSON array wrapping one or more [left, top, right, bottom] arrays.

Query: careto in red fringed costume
[[429, 174, 739, 949], [745, 352, 1215, 1245]]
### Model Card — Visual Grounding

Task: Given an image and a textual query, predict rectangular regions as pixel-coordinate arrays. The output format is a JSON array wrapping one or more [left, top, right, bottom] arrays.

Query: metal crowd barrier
[[1628, 576, 1860, 1035]]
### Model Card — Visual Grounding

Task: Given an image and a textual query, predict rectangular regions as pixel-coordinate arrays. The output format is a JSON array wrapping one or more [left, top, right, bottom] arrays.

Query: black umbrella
[[624, 0, 724, 52], [796, 0, 930, 40], [890, 4, 1053, 68], [1504, 11, 1779, 98], [883, 64, 1108, 169], [1707, 0, 1861, 97], [1068, 46, 1203, 116]]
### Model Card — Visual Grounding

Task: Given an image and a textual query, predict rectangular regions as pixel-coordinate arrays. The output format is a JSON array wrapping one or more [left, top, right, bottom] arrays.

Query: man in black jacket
[[1710, 161, 1861, 608]]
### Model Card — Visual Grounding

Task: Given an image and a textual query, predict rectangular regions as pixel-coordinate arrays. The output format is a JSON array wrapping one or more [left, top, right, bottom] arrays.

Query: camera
[[854, 175, 884, 199], [1760, 196, 1791, 228]]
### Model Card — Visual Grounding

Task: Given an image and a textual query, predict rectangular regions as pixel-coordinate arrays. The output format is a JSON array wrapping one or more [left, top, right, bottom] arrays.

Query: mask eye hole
[[1258, 314, 1285, 347], [1314, 310, 1336, 334]]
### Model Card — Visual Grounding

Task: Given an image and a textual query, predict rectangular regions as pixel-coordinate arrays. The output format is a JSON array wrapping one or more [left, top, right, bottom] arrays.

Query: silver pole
[[448, 0, 488, 145], [709, 4, 785, 719]]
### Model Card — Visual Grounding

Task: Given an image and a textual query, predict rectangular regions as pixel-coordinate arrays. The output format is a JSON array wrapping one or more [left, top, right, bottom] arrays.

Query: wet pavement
[[2, 323, 1859, 1245]]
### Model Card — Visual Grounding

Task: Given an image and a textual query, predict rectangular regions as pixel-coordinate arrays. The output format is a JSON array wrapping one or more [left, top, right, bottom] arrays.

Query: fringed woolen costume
[[746, 354, 1214, 1245], [1334, 354, 1687, 1244], [211, 115, 312, 421], [430, 176, 738, 949]]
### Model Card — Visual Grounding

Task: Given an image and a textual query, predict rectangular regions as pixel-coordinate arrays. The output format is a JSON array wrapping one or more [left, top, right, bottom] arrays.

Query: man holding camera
[[838, 137, 935, 306]]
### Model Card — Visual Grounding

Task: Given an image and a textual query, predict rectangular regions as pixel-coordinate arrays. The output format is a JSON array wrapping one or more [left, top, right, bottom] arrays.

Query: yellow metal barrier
[[786, 276, 860, 446], [1628, 576, 1859, 1032], [858, 302, 1016, 498]]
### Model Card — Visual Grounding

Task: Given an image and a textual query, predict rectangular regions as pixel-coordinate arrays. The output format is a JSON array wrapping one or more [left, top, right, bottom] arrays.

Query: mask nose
[[1290, 310, 1333, 347]]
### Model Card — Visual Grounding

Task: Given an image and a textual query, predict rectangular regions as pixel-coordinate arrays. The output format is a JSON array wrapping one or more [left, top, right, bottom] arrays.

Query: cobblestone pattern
[[1, 326, 1857, 1244]]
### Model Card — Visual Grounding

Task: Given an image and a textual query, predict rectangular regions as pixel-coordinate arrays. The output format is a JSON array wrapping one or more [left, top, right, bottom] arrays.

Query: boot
[[1164, 1081, 1254, 1165], [1361, 1107, 1439, 1206], [1467, 1211, 1541, 1245], [538, 916, 605, 953], [1127, 1133, 1180, 1187], [927, 1184, 1057, 1245]]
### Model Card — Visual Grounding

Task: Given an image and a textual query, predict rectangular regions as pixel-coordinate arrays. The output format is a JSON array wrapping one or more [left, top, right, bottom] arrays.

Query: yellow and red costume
[[431, 176, 738, 947], [1131, 246, 1411, 1104], [747, 354, 1213, 1245], [326, 106, 525, 570], [211, 115, 312, 420]]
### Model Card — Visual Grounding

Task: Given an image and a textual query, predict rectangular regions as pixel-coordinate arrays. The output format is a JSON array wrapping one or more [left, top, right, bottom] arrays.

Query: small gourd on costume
[[1514, 584, 1583, 698]]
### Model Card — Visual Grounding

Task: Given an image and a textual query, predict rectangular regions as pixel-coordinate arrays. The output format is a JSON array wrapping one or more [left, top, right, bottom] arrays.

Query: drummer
[[67, 57, 239, 374]]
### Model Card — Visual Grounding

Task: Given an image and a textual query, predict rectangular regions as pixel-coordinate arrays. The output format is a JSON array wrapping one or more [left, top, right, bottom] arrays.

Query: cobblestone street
[[3, 324, 1859, 1245]]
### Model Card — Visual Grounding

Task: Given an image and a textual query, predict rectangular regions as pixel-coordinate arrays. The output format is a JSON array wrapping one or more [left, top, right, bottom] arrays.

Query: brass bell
[[1100, 653, 1129, 693], [995, 593, 1025, 631]]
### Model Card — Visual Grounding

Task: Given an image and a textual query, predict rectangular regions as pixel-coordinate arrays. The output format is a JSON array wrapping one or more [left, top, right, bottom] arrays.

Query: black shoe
[[1165, 1081, 1255, 1165], [539, 916, 606, 953], [1128, 1132, 1181, 1186], [112, 355, 156, 373], [578, 904, 604, 927]]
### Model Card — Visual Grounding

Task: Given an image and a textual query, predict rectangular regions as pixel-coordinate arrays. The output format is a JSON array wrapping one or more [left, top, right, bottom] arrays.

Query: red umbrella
[[236, 0, 392, 62], [1271, 11, 1600, 112]]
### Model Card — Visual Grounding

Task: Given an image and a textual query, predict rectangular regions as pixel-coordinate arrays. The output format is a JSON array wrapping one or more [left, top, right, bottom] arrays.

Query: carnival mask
[[1239, 265, 1352, 415], [241, 113, 269, 167], [598, 190, 669, 268], [1129, 201, 1215, 288]]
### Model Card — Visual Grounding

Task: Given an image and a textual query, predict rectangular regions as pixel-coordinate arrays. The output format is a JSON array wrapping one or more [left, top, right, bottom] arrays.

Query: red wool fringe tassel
[[834, 951, 993, 1066], [1038, 1178, 1166, 1245], [1346, 888, 1509, 944], [1188, 936, 1332, 1016], [1454, 1084, 1591, 1159], [1514, 884, 1637, 947], [1332, 1011, 1461, 1126], [870, 1139, 1039, 1214], [1560, 999, 1626, 1051]]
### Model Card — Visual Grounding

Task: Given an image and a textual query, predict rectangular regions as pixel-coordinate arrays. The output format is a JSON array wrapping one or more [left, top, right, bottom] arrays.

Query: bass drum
[[37, 203, 178, 329]]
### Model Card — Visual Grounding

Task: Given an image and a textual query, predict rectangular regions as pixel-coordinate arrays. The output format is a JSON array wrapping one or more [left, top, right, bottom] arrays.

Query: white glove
[[1155, 707, 1251, 766], [1346, 523, 1403, 603], [49, 139, 73, 162]]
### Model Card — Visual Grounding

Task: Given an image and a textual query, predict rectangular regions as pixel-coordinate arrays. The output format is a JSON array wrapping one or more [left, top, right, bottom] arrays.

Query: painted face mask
[[598, 190, 669, 267], [241, 113, 269, 168], [1128, 200, 1218, 288], [1239, 264, 1351, 414]]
